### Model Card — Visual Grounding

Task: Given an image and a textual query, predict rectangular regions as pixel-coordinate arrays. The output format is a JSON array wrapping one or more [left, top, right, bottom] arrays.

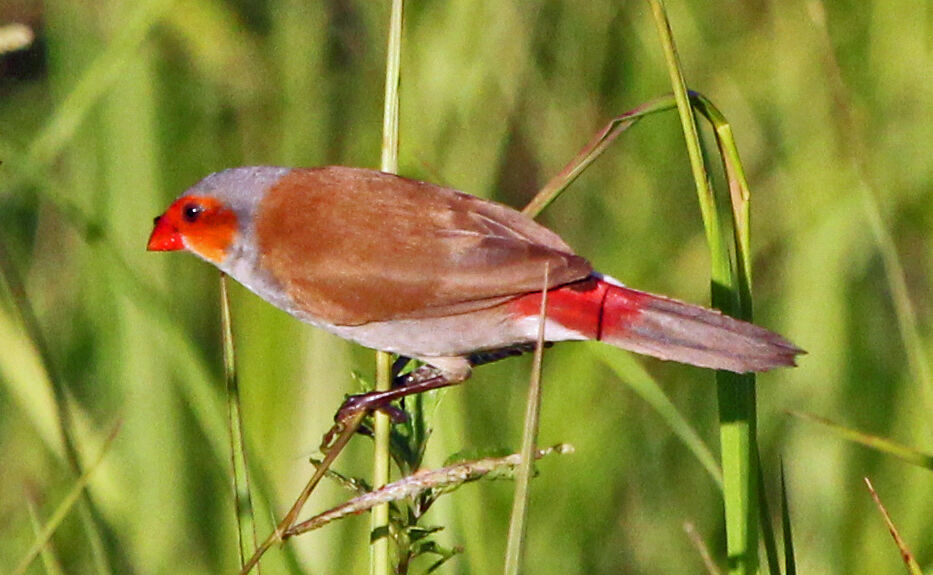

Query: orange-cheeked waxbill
[[147, 166, 802, 381]]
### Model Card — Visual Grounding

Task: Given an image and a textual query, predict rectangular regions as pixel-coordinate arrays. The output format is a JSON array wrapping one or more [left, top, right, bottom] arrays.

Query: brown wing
[[254, 166, 593, 325]]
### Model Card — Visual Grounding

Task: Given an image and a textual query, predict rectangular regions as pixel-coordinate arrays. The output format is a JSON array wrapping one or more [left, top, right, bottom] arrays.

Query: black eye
[[182, 202, 204, 223], [152, 215, 161, 226]]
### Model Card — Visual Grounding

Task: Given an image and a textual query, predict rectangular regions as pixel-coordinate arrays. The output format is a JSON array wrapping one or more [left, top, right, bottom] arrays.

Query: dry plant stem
[[374, 0, 404, 571], [503, 266, 549, 575], [863, 478, 923, 575], [522, 92, 746, 224], [238, 411, 367, 575], [523, 95, 675, 218], [285, 445, 572, 537], [647, 3, 759, 574], [684, 522, 723, 575], [219, 275, 260, 571], [521, 93, 757, 498]]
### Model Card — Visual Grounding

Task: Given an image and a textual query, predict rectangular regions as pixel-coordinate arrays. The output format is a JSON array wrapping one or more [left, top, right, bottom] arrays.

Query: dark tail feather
[[598, 283, 803, 373]]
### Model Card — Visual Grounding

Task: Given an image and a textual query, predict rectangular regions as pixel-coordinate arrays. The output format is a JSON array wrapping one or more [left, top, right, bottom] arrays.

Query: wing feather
[[254, 166, 593, 325]]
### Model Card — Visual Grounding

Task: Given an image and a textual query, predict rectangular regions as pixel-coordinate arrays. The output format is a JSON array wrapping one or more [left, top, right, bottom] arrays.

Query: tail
[[510, 275, 803, 373]]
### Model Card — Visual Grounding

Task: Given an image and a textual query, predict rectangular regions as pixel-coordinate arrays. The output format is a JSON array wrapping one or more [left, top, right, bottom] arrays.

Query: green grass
[[2, 1, 932, 573]]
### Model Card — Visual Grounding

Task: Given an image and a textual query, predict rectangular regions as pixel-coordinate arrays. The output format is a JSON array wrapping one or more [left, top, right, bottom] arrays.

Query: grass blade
[[27, 0, 175, 168], [219, 275, 260, 571], [647, 3, 759, 573], [12, 421, 121, 575], [522, 94, 679, 219], [757, 463, 781, 575], [780, 464, 796, 575], [0, 236, 126, 574], [864, 478, 923, 575], [25, 491, 66, 575], [791, 412, 933, 470], [503, 266, 549, 575], [593, 347, 723, 489]]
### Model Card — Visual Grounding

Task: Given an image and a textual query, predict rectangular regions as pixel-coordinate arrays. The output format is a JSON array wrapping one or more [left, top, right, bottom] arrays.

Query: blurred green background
[[1, 0, 931, 573]]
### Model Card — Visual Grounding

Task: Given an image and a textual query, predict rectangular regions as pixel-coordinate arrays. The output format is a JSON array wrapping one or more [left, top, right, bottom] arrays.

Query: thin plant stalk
[[27, 0, 174, 170], [286, 445, 572, 538], [684, 522, 723, 575], [0, 236, 119, 575], [219, 275, 260, 571], [373, 0, 404, 573], [523, 92, 767, 496], [12, 421, 122, 575], [807, 0, 933, 428], [503, 266, 549, 575], [239, 411, 368, 575], [25, 494, 66, 575], [647, 2, 759, 574], [523, 95, 678, 219], [780, 465, 796, 575], [757, 463, 781, 575], [864, 478, 923, 575], [791, 412, 933, 470]]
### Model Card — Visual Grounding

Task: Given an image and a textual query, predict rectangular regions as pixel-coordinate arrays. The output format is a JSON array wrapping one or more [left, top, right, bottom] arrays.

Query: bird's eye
[[182, 202, 204, 223], [152, 215, 161, 226]]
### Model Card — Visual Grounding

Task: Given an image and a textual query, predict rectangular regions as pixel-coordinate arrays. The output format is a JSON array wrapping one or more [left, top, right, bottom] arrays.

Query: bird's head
[[147, 195, 239, 264], [148, 167, 292, 265]]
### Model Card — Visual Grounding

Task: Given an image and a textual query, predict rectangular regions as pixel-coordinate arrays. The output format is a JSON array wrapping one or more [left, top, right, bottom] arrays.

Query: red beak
[[147, 216, 184, 251]]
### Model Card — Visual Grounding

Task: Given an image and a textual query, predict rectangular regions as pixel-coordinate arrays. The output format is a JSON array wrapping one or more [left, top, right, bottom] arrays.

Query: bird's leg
[[334, 344, 545, 427], [333, 364, 468, 429], [341, 356, 414, 431], [467, 342, 550, 367], [391, 355, 413, 382]]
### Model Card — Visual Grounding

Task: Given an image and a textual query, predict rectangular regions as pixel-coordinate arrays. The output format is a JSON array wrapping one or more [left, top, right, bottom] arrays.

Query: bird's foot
[[321, 364, 461, 450], [334, 394, 409, 425]]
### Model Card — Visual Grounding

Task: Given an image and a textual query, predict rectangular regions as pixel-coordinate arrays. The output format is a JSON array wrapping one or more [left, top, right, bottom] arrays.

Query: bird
[[148, 166, 802, 413]]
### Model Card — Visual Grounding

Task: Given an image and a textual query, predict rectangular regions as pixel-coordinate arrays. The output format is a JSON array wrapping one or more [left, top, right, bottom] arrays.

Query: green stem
[[646, 2, 758, 574], [373, 0, 404, 573]]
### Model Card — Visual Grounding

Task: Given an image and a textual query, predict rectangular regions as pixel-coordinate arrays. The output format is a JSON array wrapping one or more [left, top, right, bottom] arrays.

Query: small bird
[[148, 166, 801, 408]]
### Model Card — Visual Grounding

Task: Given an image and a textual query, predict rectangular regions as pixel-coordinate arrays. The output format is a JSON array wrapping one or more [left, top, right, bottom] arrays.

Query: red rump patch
[[509, 277, 647, 340]]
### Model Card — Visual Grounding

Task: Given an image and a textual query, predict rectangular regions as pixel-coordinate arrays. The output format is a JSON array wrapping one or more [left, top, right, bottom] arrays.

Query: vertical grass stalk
[[503, 267, 549, 575], [646, 2, 759, 573], [219, 275, 260, 571], [373, 0, 404, 573]]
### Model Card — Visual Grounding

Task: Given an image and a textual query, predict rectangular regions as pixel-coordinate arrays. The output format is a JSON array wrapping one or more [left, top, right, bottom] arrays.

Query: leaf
[[781, 464, 796, 575], [791, 412, 933, 470]]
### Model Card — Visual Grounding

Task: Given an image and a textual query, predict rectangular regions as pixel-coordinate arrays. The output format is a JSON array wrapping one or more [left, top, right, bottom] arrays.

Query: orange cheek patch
[[176, 196, 239, 263]]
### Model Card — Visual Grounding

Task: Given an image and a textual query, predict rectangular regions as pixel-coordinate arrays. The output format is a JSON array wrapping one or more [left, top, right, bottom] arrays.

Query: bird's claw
[[333, 393, 409, 425]]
